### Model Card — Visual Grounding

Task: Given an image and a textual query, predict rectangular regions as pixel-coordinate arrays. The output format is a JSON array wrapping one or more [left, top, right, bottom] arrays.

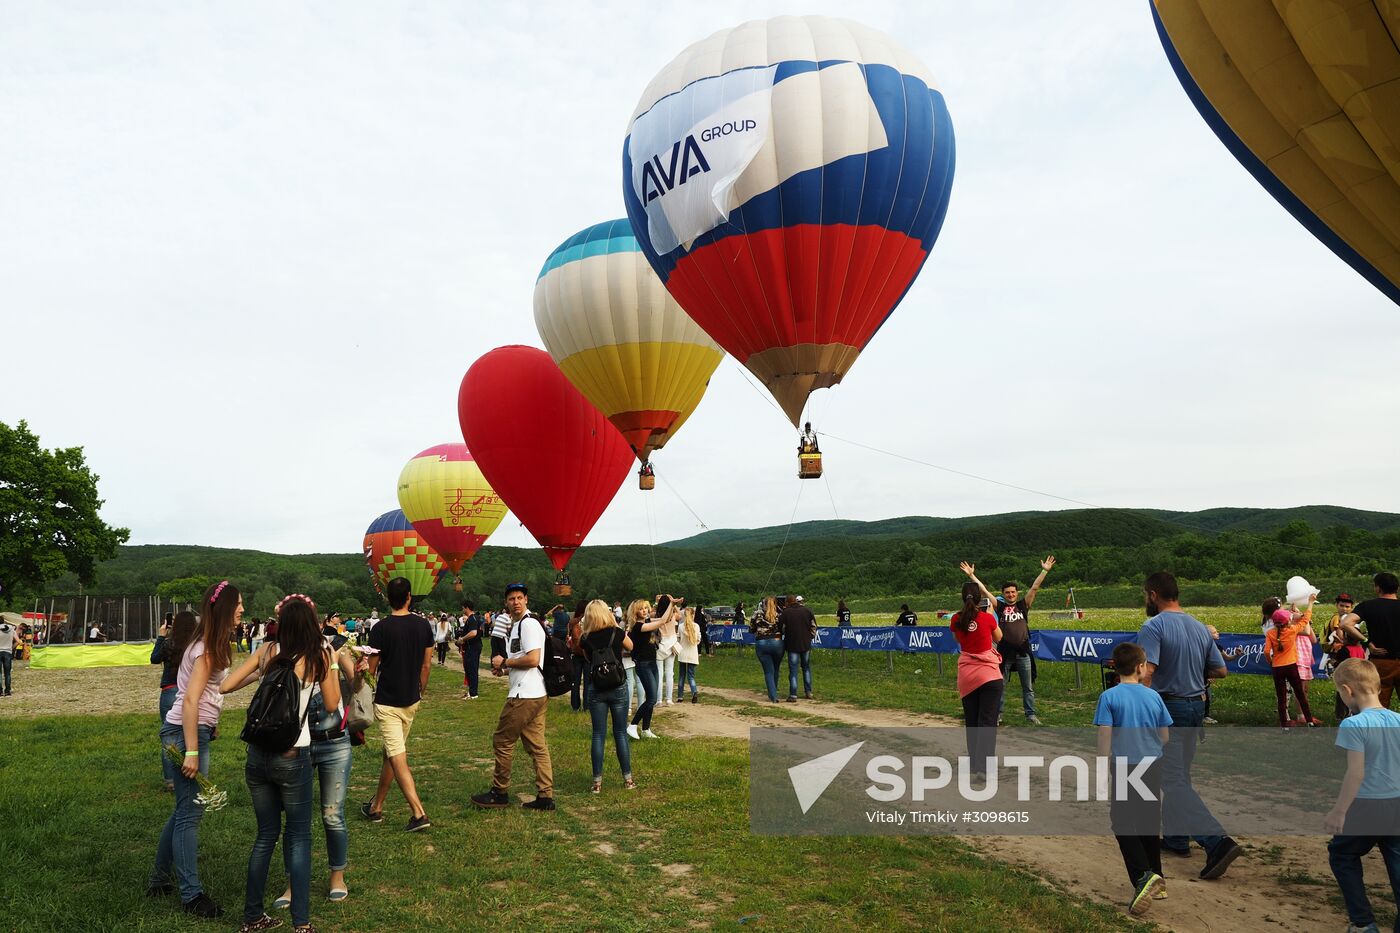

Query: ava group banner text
[[707, 625, 1315, 678]]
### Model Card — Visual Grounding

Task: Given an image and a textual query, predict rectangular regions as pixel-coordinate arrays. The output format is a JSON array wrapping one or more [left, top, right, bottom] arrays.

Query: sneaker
[[182, 892, 223, 919], [642, 729, 659, 739], [996, 716, 1004, 726], [239, 915, 283, 932], [1027, 715, 1044, 726], [1346, 924, 1380, 932], [1202, 716, 1218, 724], [1199, 837, 1243, 880], [1129, 872, 1164, 916], [1152, 881, 1167, 900], [626, 724, 640, 740], [405, 814, 431, 832], [471, 789, 510, 809], [359, 802, 383, 823], [786, 696, 798, 704], [521, 795, 556, 811], [691, 694, 698, 703], [468, 694, 478, 700]]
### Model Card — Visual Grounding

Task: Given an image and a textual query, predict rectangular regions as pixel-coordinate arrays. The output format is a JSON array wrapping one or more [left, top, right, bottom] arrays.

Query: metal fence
[[29, 596, 192, 644]]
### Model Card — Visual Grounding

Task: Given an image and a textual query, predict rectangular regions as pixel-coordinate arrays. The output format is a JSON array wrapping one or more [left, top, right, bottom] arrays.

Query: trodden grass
[[0, 666, 1146, 932]]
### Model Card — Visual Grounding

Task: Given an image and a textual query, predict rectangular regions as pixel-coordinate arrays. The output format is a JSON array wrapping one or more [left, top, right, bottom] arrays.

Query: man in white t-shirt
[[88, 624, 107, 643], [471, 582, 555, 811]]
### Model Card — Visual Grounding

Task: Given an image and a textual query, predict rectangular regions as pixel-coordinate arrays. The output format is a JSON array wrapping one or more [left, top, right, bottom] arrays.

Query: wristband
[[184, 751, 199, 758], [330, 663, 340, 671]]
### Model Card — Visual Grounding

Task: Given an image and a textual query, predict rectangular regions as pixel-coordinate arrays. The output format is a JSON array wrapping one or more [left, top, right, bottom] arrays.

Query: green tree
[[155, 575, 217, 605], [0, 420, 129, 598]]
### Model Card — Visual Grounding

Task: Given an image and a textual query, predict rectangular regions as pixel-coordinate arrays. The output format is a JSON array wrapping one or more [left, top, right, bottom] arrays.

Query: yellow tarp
[[29, 643, 154, 669]]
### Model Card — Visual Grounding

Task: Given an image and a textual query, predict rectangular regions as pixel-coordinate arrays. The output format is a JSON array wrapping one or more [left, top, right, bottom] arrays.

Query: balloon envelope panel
[[622, 16, 956, 425], [397, 443, 508, 575], [534, 219, 724, 461], [1152, 0, 1400, 305], [363, 509, 447, 597]]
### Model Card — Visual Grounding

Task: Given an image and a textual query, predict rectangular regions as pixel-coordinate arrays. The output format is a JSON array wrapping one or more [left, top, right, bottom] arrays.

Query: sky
[[4, 1, 1398, 556]]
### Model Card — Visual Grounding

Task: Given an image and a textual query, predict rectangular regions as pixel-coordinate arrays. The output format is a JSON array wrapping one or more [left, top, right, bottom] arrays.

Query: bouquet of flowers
[[345, 643, 378, 688], [163, 744, 229, 811]]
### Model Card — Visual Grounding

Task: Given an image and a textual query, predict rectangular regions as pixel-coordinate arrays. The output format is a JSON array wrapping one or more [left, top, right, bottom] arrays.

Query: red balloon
[[458, 345, 633, 571]]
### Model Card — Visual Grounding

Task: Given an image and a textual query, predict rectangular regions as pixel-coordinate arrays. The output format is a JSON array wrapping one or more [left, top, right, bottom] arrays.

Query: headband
[[210, 580, 229, 604], [276, 593, 317, 614]]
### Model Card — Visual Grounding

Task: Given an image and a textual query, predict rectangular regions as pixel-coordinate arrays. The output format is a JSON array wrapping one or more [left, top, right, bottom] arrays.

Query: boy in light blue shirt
[[1325, 658, 1400, 933], [1094, 642, 1173, 918]]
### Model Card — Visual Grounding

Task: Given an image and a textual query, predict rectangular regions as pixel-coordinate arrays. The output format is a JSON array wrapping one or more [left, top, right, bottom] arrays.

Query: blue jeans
[[158, 688, 178, 784], [463, 646, 480, 696], [588, 682, 631, 779], [1328, 799, 1400, 928], [311, 737, 353, 871], [244, 745, 313, 926], [787, 650, 812, 697], [571, 654, 588, 710], [1160, 697, 1226, 854], [755, 639, 783, 701], [996, 653, 1037, 719], [0, 649, 11, 692], [151, 722, 212, 901], [678, 661, 697, 698], [624, 664, 636, 714], [631, 661, 659, 730]]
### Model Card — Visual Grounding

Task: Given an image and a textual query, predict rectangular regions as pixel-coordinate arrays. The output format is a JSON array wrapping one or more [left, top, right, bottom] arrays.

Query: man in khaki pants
[[472, 583, 555, 811]]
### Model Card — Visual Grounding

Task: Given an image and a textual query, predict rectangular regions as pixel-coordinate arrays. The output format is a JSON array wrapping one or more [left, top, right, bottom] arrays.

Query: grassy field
[[697, 606, 1339, 728], [0, 665, 1149, 932]]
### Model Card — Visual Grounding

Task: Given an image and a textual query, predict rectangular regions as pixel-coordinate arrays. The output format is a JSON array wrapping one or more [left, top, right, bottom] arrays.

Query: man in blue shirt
[[1136, 572, 1241, 880], [1325, 658, 1400, 932]]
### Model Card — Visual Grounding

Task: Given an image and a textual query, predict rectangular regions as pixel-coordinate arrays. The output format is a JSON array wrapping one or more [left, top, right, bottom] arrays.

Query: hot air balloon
[[363, 509, 447, 600], [458, 346, 633, 594], [621, 15, 956, 447], [396, 443, 508, 592], [534, 219, 725, 490], [1153, 1, 1400, 305]]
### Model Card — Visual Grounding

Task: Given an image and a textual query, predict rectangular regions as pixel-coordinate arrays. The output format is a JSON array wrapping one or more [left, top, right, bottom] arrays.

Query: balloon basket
[[798, 452, 823, 479], [453, 578, 463, 593], [553, 582, 572, 597], [639, 472, 656, 491]]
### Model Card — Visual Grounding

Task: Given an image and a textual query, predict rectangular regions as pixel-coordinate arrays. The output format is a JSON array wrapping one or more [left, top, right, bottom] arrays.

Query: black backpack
[[241, 658, 310, 753], [589, 631, 625, 691], [534, 618, 573, 697]]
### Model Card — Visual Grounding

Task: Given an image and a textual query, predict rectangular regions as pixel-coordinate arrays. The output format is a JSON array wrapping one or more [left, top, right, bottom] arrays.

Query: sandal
[[327, 888, 348, 902], [273, 894, 291, 910], [623, 776, 637, 790], [239, 915, 283, 932], [590, 779, 602, 794], [293, 926, 318, 933]]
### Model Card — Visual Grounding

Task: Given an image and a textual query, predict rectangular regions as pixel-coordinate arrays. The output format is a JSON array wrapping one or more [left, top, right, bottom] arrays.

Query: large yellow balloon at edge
[[533, 219, 724, 463], [1153, 1, 1400, 304]]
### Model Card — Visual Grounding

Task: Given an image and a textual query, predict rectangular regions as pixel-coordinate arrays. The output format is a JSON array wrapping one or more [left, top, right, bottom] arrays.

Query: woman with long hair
[[950, 579, 1003, 777], [580, 599, 635, 791], [677, 607, 702, 703], [150, 580, 241, 919], [222, 594, 340, 933], [626, 597, 670, 739], [656, 599, 680, 704], [151, 610, 199, 791], [750, 596, 784, 703], [433, 614, 452, 666], [566, 599, 589, 712]]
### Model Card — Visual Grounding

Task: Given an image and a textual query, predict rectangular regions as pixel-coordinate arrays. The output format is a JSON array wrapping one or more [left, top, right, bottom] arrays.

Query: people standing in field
[[677, 607, 702, 703], [1341, 572, 1400, 708], [695, 603, 712, 657], [780, 594, 817, 702], [1262, 595, 1317, 729], [579, 598, 635, 792], [896, 604, 917, 626], [657, 598, 680, 704], [1323, 658, 1400, 933], [566, 600, 588, 712], [151, 611, 198, 791], [361, 577, 434, 832], [1136, 571, 1241, 878], [0, 615, 18, 698], [626, 597, 670, 738], [949, 580, 1002, 777], [433, 614, 451, 666], [456, 601, 483, 700], [750, 596, 784, 703], [472, 582, 555, 811], [220, 593, 340, 933], [1325, 594, 1365, 721], [961, 558, 1051, 726], [149, 580, 240, 919], [837, 599, 853, 627], [1094, 642, 1173, 916]]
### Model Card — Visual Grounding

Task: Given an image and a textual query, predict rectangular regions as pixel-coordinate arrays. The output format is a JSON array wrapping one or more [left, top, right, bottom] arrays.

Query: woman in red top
[[951, 580, 1003, 776]]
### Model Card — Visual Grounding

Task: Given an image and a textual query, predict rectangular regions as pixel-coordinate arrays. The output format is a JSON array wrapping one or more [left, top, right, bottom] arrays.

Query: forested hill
[[662, 505, 1400, 551], [30, 505, 1400, 618]]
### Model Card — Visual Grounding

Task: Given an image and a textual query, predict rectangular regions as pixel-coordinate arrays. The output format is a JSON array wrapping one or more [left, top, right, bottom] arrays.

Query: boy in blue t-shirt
[[1094, 642, 1174, 917], [1325, 658, 1400, 933]]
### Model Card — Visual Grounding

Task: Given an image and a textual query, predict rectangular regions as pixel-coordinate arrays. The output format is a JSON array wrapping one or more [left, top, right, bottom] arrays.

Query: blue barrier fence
[[708, 625, 1318, 678]]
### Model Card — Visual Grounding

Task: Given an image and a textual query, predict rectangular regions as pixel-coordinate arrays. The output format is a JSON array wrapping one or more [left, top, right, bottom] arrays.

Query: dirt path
[[656, 686, 1361, 933]]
